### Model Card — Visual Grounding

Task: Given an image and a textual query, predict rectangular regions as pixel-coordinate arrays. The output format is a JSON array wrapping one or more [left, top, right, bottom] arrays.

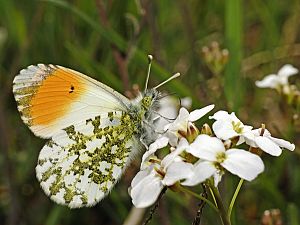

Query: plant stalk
[[178, 186, 219, 212], [228, 179, 244, 218], [210, 185, 231, 225]]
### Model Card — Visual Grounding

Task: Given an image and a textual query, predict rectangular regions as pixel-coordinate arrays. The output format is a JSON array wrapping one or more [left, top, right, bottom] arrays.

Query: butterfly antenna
[[153, 72, 180, 90], [144, 55, 153, 92]]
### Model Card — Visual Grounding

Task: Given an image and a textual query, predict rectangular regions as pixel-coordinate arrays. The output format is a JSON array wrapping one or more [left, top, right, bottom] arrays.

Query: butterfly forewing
[[13, 64, 130, 138], [36, 111, 139, 208]]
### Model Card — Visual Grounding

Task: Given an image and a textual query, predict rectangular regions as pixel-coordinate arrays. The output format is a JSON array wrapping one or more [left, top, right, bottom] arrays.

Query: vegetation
[[0, 0, 299, 224]]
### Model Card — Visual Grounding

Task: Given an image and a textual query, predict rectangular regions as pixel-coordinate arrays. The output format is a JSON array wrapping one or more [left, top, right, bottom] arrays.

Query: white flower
[[154, 96, 192, 133], [130, 138, 193, 208], [182, 135, 264, 186], [181, 97, 193, 109], [165, 105, 215, 146], [255, 64, 298, 89], [141, 136, 169, 170], [209, 110, 252, 142], [130, 164, 165, 208], [243, 128, 295, 156]]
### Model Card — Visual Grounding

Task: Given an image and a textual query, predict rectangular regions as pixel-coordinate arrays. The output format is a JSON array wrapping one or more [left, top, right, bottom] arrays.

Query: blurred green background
[[0, 0, 300, 224]]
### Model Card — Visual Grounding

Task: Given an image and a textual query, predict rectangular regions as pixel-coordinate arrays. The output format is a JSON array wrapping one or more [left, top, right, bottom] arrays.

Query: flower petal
[[181, 97, 192, 108], [163, 161, 193, 186], [236, 136, 246, 145], [213, 171, 224, 187], [255, 74, 279, 88], [243, 131, 258, 147], [181, 161, 217, 186], [131, 167, 152, 188], [255, 136, 282, 156], [221, 149, 264, 181], [165, 107, 189, 131], [212, 120, 239, 140], [269, 136, 295, 151], [161, 138, 189, 168], [209, 110, 231, 121], [188, 134, 225, 160], [155, 96, 178, 128], [278, 64, 298, 78], [148, 136, 169, 153], [230, 112, 243, 123], [130, 171, 164, 208], [189, 104, 215, 122], [141, 136, 169, 168], [164, 107, 190, 146], [165, 132, 179, 147]]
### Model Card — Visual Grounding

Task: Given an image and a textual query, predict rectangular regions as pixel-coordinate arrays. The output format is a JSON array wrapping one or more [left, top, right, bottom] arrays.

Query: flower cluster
[[202, 41, 229, 75], [129, 105, 295, 208]]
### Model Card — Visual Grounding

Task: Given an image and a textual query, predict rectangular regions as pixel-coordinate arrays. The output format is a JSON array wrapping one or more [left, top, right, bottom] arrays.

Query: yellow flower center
[[215, 151, 226, 163], [232, 121, 243, 133]]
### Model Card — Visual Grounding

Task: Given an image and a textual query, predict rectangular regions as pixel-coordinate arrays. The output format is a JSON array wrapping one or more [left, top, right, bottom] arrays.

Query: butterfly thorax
[[128, 88, 160, 146]]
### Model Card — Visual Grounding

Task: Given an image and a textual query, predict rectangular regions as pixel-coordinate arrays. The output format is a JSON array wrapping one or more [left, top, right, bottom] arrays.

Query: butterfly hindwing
[[36, 111, 139, 208]]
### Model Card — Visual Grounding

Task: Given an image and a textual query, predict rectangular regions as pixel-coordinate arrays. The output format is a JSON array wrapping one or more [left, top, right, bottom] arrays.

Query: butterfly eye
[[142, 96, 152, 109]]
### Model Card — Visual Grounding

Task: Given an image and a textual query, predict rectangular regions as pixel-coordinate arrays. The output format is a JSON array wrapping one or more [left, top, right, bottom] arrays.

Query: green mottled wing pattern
[[36, 111, 139, 208]]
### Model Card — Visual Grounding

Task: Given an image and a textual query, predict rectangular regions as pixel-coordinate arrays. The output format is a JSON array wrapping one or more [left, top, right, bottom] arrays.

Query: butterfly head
[[128, 88, 160, 123], [141, 88, 160, 112]]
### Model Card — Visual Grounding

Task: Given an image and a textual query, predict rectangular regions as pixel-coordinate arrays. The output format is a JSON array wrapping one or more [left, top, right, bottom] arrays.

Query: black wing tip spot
[[69, 85, 75, 93]]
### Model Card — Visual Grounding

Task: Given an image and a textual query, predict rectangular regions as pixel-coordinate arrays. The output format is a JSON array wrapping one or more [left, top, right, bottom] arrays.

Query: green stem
[[228, 179, 244, 218], [209, 185, 217, 206], [178, 186, 219, 212], [210, 185, 231, 225]]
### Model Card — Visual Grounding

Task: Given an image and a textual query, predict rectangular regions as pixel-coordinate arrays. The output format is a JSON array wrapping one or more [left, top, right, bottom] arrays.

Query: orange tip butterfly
[[12, 57, 179, 208]]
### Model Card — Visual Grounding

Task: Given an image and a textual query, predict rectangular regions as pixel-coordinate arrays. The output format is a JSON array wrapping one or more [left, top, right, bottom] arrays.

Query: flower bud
[[223, 139, 232, 149], [187, 122, 199, 143], [201, 41, 229, 75], [201, 123, 212, 136], [261, 209, 282, 225], [249, 147, 263, 156]]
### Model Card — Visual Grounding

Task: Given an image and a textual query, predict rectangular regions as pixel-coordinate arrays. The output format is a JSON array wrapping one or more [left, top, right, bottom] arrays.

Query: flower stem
[[178, 186, 219, 212], [228, 178, 244, 219], [210, 185, 231, 225], [208, 185, 217, 206]]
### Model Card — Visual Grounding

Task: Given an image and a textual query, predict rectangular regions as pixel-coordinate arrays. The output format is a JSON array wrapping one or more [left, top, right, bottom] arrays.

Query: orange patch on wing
[[30, 68, 86, 126]]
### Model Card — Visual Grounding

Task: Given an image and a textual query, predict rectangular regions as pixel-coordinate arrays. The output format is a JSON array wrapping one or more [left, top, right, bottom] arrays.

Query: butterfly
[[12, 61, 179, 208]]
